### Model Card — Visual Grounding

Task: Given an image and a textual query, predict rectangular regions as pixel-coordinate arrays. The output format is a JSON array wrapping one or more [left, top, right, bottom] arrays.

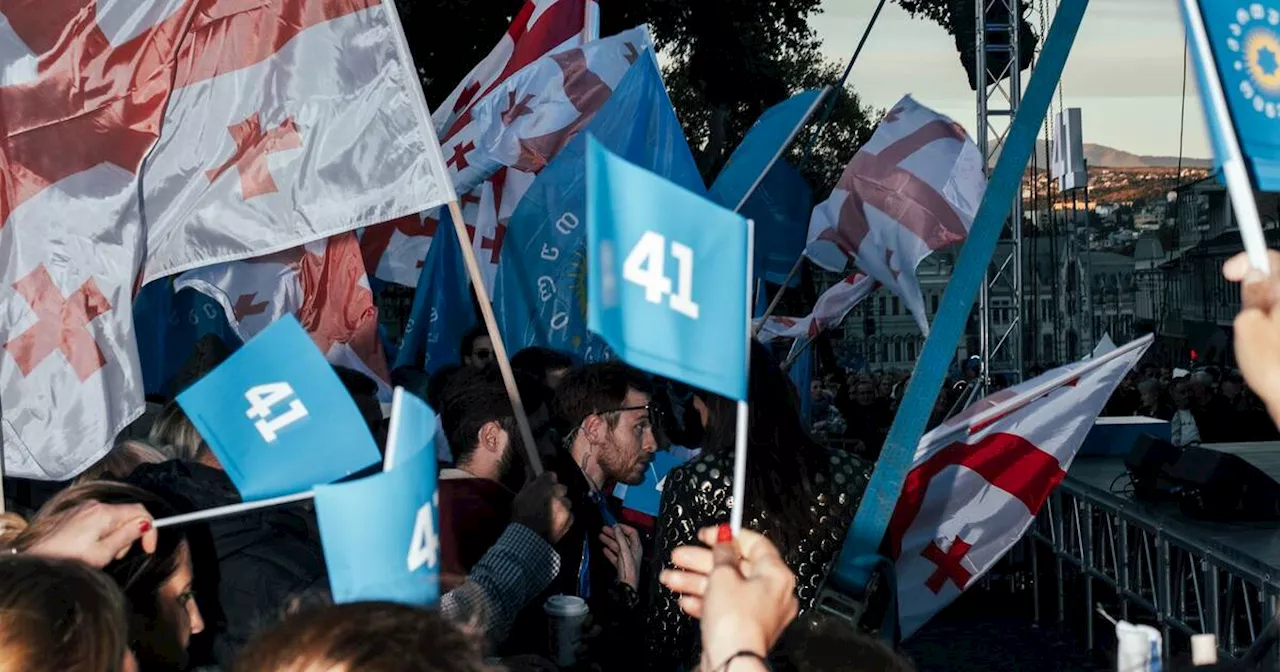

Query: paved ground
[[902, 582, 1106, 671]]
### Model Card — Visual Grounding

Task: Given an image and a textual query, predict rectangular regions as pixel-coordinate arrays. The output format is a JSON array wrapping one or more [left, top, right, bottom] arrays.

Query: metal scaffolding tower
[[976, 0, 1026, 385]]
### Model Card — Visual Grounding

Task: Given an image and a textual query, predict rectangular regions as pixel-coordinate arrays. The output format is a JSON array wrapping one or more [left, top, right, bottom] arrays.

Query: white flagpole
[[730, 220, 756, 536], [1180, 0, 1271, 273], [582, 0, 599, 42], [383, 387, 405, 472], [153, 491, 315, 529], [382, 0, 544, 476]]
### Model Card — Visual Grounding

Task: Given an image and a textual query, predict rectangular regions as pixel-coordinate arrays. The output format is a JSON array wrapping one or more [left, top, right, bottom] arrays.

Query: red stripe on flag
[[885, 432, 1065, 559], [173, 0, 381, 89]]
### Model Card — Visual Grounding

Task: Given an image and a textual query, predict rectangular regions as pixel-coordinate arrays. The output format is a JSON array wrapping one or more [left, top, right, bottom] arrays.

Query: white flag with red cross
[[432, 0, 598, 135], [804, 96, 986, 336], [755, 272, 877, 350], [363, 26, 653, 288], [175, 233, 392, 400], [887, 335, 1152, 638], [0, 0, 449, 479]]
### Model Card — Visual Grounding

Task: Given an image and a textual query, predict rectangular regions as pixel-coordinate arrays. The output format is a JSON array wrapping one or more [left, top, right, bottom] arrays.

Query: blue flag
[[315, 445, 440, 606], [133, 279, 239, 397], [740, 161, 812, 287], [1183, 0, 1280, 189], [708, 89, 825, 211], [621, 451, 686, 517], [177, 317, 382, 501], [385, 387, 440, 471], [586, 137, 752, 401], [788, 344, 813, 429], [493, 52, 704, 362], [394, 210, 474, 374]]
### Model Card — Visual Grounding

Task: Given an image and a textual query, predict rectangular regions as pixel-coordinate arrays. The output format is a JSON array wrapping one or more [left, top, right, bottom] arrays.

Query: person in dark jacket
[[127, 448, 328, 669], [646, 342, 872, 671]]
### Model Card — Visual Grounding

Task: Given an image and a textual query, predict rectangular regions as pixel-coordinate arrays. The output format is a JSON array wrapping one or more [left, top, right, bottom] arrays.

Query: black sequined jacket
[[643, 447, 871, 670]]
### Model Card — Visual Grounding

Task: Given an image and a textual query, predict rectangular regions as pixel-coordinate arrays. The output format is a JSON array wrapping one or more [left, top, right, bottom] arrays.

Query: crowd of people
[[4, 251, 1280, 671]]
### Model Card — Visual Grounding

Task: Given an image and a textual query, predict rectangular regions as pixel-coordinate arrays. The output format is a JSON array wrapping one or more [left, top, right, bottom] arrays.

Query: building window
[[906, 340, 916, 360], [879, 297, 886, 316], [931, 293, 940, 314], [894, 340, 903, 361], [892, 297, 900, 315], [1042, 333, 1054, 358]]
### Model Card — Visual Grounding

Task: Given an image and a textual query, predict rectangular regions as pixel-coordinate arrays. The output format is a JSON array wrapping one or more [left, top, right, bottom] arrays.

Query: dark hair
[[439, 367, 517, 467], [697, 342, 830, 553], [390, 367, 431, 401], [427, 364, 463, 410], [511, 347, 575, 382], [333, 366, 384, 439], [460, 324, 489, 361], [0, 554, 133, 672], [24, 483, 190, 670], [553, 362, 653, 431], [771, 612, 914, 672], [235, 602, 493, 672]]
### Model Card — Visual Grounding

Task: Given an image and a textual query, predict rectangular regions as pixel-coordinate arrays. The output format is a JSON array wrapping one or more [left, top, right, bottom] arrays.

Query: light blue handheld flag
[[177, 317, 382, 501], [621, 451, 686, 517], [492, 51, 704, 362], [586, 136, 752, 402], [1180, 0, 1277, 271], [315, 445, 440, 606], [384, 387, 440, 472], [708, 89, 826, 212]]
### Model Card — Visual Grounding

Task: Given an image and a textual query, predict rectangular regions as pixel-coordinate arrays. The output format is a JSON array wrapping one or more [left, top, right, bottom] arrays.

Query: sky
[[812, 0, 1212, 158]]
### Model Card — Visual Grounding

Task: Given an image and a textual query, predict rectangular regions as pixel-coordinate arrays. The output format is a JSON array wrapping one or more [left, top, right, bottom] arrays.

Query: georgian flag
[[432, 0, 598, 135], [887, 335, 1152, 637], [364, 26, 654, 288], [175, 233, 392, 400], [755, 273, 877, 357], [804, 96, 986, 335], [0, 0, 450, 479]]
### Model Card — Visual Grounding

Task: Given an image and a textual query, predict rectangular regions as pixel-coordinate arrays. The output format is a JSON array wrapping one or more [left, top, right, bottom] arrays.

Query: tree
[[602, 0, 879, 191], [395, 0, 526, 107]]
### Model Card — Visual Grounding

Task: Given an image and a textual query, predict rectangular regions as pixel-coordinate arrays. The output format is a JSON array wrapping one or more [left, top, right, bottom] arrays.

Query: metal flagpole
[[0, 389, 6, 513]]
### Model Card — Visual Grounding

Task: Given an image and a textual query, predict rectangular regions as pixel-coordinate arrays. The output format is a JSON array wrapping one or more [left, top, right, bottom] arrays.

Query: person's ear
[[479, 420, 505, 454], [583, 414, 607, 445]]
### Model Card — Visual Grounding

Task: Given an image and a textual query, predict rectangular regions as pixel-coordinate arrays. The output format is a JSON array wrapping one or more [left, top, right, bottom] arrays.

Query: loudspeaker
[[1124, 435, 1182, 501], [1166, 447, 1280, 521]]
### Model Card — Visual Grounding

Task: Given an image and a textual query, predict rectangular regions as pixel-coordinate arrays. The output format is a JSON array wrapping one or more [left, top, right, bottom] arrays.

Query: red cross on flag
[[175, 233, 392, 399], [886, 334, 1152, 638], [432, 0, 598, 135], [755, 273, 877, 358], [364, 26, 653, 288], [0, 0, 451, 480], [804, 96, 986, 336]]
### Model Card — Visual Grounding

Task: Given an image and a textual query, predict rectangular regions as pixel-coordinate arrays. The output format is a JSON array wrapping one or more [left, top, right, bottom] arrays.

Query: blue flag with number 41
[[586, 137, 752, 401], [177, 317, 382, 501]]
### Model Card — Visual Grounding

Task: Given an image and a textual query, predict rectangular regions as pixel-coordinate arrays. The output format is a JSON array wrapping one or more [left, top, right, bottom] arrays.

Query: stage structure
[[976, 0, 1026, 385]]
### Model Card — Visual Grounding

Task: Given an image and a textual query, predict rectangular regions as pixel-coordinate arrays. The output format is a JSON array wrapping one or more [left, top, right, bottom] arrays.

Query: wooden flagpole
[[446, 200, 544, 476]]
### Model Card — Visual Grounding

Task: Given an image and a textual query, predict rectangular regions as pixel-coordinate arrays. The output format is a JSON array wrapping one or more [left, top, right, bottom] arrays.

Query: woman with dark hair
[[235, 601, 493, 672], [0, 554, 138, 672], [9, 483, 205, 671], [644, 343, 872, 670]]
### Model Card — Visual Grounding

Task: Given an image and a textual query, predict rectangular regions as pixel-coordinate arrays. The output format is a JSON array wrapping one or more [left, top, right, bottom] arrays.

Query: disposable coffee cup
[[543, 594, 589, 667]]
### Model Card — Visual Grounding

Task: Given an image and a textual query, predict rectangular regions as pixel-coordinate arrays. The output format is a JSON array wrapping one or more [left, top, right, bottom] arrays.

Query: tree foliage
[[395, 0, 880, 193]]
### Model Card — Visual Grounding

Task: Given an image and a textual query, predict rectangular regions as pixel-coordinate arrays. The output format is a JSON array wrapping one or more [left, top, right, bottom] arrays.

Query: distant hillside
[[1006, 141, 1212, 169]]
